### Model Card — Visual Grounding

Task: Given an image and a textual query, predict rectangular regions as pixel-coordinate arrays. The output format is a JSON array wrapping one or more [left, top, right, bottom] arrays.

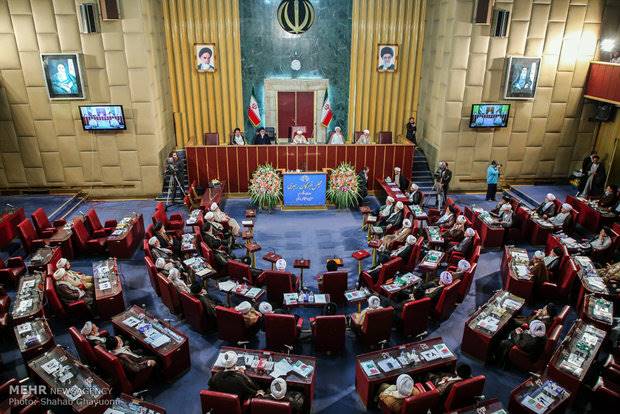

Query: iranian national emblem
[[277, 0, 315, 34], [301, 175, 309, 182]]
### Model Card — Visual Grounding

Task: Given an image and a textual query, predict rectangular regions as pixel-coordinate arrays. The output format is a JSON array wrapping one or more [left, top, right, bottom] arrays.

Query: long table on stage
[[185, 143, 414, 193]]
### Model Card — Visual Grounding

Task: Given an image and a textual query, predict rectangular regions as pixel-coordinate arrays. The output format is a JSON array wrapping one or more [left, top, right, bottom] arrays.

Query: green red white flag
[[248, 88, 261, 127], [320, 90, 333, 127]]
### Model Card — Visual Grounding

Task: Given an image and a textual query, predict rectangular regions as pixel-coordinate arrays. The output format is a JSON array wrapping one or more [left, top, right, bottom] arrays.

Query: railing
[[584, 61, 620, 104]]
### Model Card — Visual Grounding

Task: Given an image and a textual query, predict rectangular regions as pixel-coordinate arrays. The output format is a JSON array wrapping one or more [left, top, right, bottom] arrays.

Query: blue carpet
[[0, 192, 587, 413], [512, 185, 576, 205]]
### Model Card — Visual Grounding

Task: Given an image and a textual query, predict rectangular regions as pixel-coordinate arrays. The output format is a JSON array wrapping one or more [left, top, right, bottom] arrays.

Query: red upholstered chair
[[85, 209, 117, 237], [17, 219, 45, 253], [145, 224, 155, 240], [227, 259, 254, 284], [144, 256, 161, 296], [443, 375, 486, 412], [537, 257, 577, 300], [264, 313, 303, 351], [593, 377, 620, 405], [204, 132, 220, 145], [357, 306, 394, 348], [71, 217, 107, 255], [318, 271, 348, 304], [45, 277, 91, 319], [0, 256, 26, 285], [447, 233, 480, 267], [215, 306, 254, 343], [68, 326, 100, 367], [0, 286, 11, 335], [31, 207, 65, 237], [378, 131, 392, 144], [200, 241, 216, 268], [456, 263, 477, 302], [157, 273, 182, 314], [379, 383, 440, 414], [143, 239, 153, 259], [152, 202, 184, 231], [93, 345, 152, 394], [402, 238, 424, 272], [250, 398, 292, 414], [256, 271, 299, 306], [550, 305, 570, 332], [432, 280, 461, 320], [508, 324, 562, 372], [359, 257, 402, 293], [200, 390, 242, 414], [310, 315, 346, 353], [179, 291, 211, 333], [353, 131, 364, 143], [401, 297, 431, 338]]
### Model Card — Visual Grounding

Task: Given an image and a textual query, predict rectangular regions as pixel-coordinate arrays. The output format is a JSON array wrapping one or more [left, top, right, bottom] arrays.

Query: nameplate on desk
[[283, 172, 326, 207]]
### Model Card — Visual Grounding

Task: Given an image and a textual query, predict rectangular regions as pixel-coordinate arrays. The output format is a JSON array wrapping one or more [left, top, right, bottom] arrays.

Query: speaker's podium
[[282, 171, 327, 210]]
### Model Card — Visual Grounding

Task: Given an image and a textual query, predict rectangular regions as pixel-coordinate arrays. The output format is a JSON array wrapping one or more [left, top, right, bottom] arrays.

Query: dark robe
[[535, 201, 556, 217], [254, 133, 271, 145], [208, 370, 261, 402]]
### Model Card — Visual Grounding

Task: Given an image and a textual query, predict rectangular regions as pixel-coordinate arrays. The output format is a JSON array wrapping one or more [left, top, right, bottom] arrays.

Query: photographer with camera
[[486, 160, 501, 202], [165, 151, 185, 209]]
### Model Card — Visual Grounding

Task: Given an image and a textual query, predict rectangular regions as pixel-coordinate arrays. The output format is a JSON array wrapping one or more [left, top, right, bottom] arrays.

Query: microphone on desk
[[6, 203, 15, 208], [237, 340, 249, 349]]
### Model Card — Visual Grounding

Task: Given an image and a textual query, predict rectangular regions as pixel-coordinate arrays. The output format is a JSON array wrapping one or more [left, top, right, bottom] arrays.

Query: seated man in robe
[[450, 259, 471, 281], [80, 321, 108, 346], [148, 236, 175, 261], [427, 364, 472, 398], [104, 335, 157, 378], [491, 195, 512, 215], [377, 374, 420, 413], [167, 267, 190, 293], [153, 222, 181, 256], [548, 203, 573, 229], [494, 320, 547, 368], [356, 129, 371, 144], [432, 204, 456, 228], [513, 302, 559, 329], [406, 183, 424, 206], [190, 281, 220, 327], [366, 236, 417, 284], [598, 185, 618, 209], [350, 295, 382, 331], [421, 271, 453, 306], [389, 167, 409, 192], [534, 193, 557, 219], [210, 202, 241, 236], [259, 378, 305, 414], [373, 201, 405, 235], [53, 268, 94, 308], [56, 258, 94, 290], [441, 215, 466, 246], [328, 126, 345, 144], [581, 228, 613, 255], [375, 196, 395, 226], [496, 203, 514, 228], [231, 128, 246, 145], [529, 250, 549, 285], [447, 228, 476, 258], [543, 247, 563, 274], [235, 301, 262, 334], [379, 218, 412, 251], [208, 351, 265, 402], [292, 130, 309, 144]]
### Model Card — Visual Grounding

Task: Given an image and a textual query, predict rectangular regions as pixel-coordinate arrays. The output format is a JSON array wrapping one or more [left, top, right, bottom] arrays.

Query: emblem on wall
[[277, 0, 315, 34]]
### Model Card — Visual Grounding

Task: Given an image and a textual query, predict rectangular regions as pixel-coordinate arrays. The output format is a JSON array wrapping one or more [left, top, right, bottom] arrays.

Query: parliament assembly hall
[[2, 0, 620, 413]]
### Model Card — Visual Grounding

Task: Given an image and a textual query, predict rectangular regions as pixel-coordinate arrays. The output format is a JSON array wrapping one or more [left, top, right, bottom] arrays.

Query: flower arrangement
[[248, 164, 282, 210], [327, 162, 360, 209]]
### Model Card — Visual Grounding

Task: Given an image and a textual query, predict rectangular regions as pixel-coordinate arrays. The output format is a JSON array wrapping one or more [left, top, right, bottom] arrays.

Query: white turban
[[235, 301, 251, 314], [270, 378, 287, 400], [534, 250, 544, 259], [396, 374, 414, 397], [546, 193, 556, 201], [363, 129, 370, 134], [258, 302, 273, 314], [465, 228, 475, 237], [367, 295, 380, 309], [164, 262, 174, 271], [501, 203, 512, 211], [56, 258, 68, 269], [335, 127, 341, 131], [395, 201, 404, 210], [210, 203, 218, 211], [529, 320, 546, 337], [53, 268, 66, 280], [456, 215, 466, 224], [410, 183, 418, 191], [406, 235, 417, 245], [457, 259, 471, 271], [275, 259, 287, 271], [80, 321, 94, 336], [562, 203, 572, 211], [386, 196, 395, 203], [222, 351, 238, 369], [439, 271, 453, 285], [148, 236, 159, 247], [155, 258, 166, 269], [394, 167, 401, 172], [402, 219, 412, 228], [168, 267, 180, 279]]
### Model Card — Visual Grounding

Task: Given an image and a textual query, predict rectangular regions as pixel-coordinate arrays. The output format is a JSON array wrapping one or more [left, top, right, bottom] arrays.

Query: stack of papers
[[360, 360, 380, 377], [420, 349, 441, 361], [122, 316, 141, 328], [218, 280, 236, 292], [314, 294, 327, 304], [433, 343, 453, 358], [291, 360, 314, 378], [270, 359, 292, 378], [514, 265, 530, 279], [477, 316, 500, 332], [144, 331, 171, 348], [345, 290, 367, 301]]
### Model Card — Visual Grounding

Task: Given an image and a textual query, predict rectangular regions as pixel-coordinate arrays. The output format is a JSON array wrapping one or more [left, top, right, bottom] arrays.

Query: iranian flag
[[247, 88, 262, 127], [320, 90, 333, 127]]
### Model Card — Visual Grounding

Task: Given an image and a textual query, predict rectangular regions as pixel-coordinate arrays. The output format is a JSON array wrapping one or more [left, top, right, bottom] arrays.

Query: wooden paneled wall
[[347, 0, 426, 141], [162, 0, 244, 147]]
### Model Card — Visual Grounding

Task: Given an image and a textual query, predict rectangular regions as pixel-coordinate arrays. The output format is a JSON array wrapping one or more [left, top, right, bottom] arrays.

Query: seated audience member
[[377, 374, 420, 413], [190, 281, 220, 323], [390, 167, 409, 192], [583, 228, 613, 254], [548, 203, 572, 228], [328, 127, 345, 144], [497, 203, 514, 228], [201, 220, 229, 252], [208, 351, 264, 402], [317, 259, 339, 291], [369, 236, 417, 282], [292, 130, 309, 144], [447, 228, 475, 258], [379, 219, 412, 251], [534, 193, 557, 218], [428, 364, 472, 398], [406, 183, 424, 206], [495, 320, 547, 367], [514, 302, 559, 328], [148, 236, 175, 261], [357, 129, 371, 144], [441, 215, 466, 244], [53, 268, 94, 308], [235, 301, 262, 332], [259, 378, 304, 414], [376, 197, 395, 225], [434, 204, 456, 227], [56, 258, 94, 289], [210, 202, 241, 236], [168, 267, 190, 293], [544, 247, 563, 273], [390, 286, 426, 324], [451, 259, 471, 281], [80, 321, 107, 345], [231, 128, 246, 145], [257, 259, 297, 288], [104, 335, 157, 377], [351, 295, 381, 330], [153, 222, 181, 255], [598, 185, 618, 209], [529, 250, 549, 285], [254, 128, 271, 145], [491, 195, 512, 215], [422, 271, 453, 305], [374, 201, 405, 235]]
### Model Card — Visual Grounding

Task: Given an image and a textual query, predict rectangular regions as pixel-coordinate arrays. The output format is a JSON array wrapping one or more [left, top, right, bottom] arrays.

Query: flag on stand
[[248, 88, 262, 127], [320, 90, 333, 127]]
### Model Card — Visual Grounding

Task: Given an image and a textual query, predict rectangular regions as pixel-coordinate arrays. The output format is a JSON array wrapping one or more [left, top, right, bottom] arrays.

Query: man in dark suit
[[407, 183, 423, 205], [495, 320, 547, 368], [599, 185, 619, 209], [209, 351, 264, 402], [190, 281, 220, 328], [447, 227, 475, 258], [358, 166, 369, 200], [104, 335, 157, 378], [392, 167, 409, 192], [374, 201, 405, 235], [578, 150, 596, 194], [367, 235, 417, 283], [254, 127, 271, 145], [535, 193, 557, 218], [434, 161, 452, 208]]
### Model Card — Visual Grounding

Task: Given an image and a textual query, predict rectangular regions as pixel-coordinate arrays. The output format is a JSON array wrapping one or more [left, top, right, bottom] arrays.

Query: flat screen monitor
[[469, 104, 510, 128], [79, 105, 126, 131]]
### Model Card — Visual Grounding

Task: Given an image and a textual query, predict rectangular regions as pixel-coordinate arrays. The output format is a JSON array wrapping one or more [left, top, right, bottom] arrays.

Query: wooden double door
[[277, 91, 314, 139]]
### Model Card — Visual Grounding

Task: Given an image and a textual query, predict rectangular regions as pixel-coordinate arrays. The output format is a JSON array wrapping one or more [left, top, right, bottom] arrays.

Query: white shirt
[[357, 134, 370, 144], [292, 135, 308, 144], [233, 135, 245, 145], [329, 133, 344, 144]]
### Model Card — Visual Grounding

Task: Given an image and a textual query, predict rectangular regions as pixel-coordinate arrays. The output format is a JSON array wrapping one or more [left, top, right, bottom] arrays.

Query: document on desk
[[270, 359, 292, 378], [122, 316, 141, 328], [377, 357, 401, 373], [145, 331, 170, 348], [41, 359, 61, 374], [292, 360, 314, 378], [313, 294, 327, 304], [245, 287, 262, 299], [218, 280, 236, 292], [361, 360, 381, 377], [433, 343, 453, 358]]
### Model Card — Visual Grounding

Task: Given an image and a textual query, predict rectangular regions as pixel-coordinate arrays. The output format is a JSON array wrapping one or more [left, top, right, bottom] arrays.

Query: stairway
[[411, 149, 437, 206], [156, 149, 189, 202], [502, 186, 538, 209]]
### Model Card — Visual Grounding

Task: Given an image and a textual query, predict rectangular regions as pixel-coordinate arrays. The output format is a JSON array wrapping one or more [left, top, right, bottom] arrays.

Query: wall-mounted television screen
[[79, 105, 126, 131], [469, 104, 510, 128]]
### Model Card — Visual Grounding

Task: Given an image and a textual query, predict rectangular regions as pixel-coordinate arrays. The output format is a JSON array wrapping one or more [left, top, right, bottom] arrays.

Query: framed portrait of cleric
[[503, 56, 541, 100], [195, 43, 216, 72], [377, 44, 398, 72], [40, 53, 85, 100]]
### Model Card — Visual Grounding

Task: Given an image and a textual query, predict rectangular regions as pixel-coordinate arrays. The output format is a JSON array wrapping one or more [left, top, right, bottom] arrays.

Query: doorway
[[277, 91, 315, 139]]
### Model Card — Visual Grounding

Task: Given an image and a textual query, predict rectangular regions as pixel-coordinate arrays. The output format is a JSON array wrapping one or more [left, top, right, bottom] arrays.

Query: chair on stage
[[508, 324, 562, 372], [355, 306, 394, 348], [378, 131, 392, 144], [263, 313, 303, 351], [318, 270, 348, 304], [310, 315, 346, 354], [401, 297, 431, 338], [443, 375, 486, 412], [203, 132, 219, 145], [353, 131, 364, 143], [432, 280, 461, 320]]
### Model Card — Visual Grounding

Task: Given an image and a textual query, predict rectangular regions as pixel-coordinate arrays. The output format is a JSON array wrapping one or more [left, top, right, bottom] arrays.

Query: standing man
[[405, 117, 417, 145], [434, 161, 452, 208], [254, 127, 271, 145], [486, 160, 500, 201], [358, 166, 370, 200], [580, 155, 606, 197], [166, 151, 184, 207], [578, 150, 596, 195], [392, 167, 409, 192]]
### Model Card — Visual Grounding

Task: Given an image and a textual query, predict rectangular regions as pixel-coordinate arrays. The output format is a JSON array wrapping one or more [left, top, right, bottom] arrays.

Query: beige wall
[[0, 0, 173, 197], [418, 0, 605, 191]]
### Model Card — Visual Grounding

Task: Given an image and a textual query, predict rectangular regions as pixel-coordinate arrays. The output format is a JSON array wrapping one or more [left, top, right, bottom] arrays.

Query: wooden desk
[[573, 255, 620, 309], [11, 272, 45, 324], [509, 376, 570, 414], [217, 280, 265, 306], [581, 294, 614, 331], [294, 259, 311, 290], [283, 292, 330, 308], [42, 226, 74, 259], [377, 179, 410, 204], [568, 195, 616, 233], [425, 226, 444, 247], [28, 346, 111, 414], [380, 272, 422, 299], [93, 258, 125, 319], [180, 233, 198, 256], [14, 318, 55, 361], [453, 398, 504, 413], [106, 214, 144, 259], [461, 290, 525, 361], [111, 305, 190, 380], [355, 337, 456, 408], [472, 210, 505, 249], [105, 394, 166, 413], [502, 246, 534, 302], [418, 250, 444, 281], [27, 246, 59, 273], [214, 346, 317, 411]]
